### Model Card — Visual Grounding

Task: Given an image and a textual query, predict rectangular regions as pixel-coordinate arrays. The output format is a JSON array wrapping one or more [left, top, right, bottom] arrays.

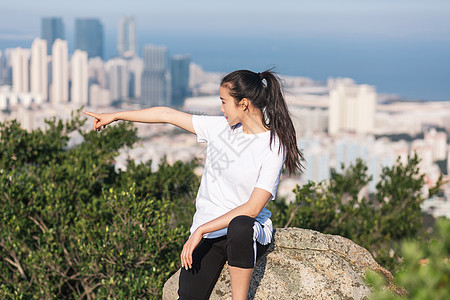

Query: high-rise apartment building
[[328, 79, 376, 135], [41, 17, 64, 55], [118, 16, 136, 57], [424, 128, 447, 161], [88, 57, 107, 88], [171, 55, 190, 107], [30, 38, 48, 101], [126, 56, 143, 99], [71, 50, 88, 105], [141, 45, 171, 107], [3, 49, 14, 86], [51, 39, 69, 104], [11, 47, 30, 93], [105, 58, 129, 102], [75, 18, 104, 59]]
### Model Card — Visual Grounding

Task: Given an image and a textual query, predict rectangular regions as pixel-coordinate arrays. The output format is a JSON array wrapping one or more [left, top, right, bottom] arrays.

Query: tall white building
[[11, 47, 30, 93], [51, 39, 69, 104], [88, 57, 106, 88], [105, 58, 129, 102], [424, 128, 447, 161], [118, 16, 136, 57], [30, 38, 48, 101], [141, 45, 171, 107], [126, 56, 143, 99], [70, 49, 88, 105], [328, 79, 376, 135], [2, 49, 14, 86]]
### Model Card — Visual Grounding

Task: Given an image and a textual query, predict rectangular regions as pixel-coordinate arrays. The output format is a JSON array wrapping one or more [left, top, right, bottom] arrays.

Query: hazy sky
[[1, 0, 449, 40]]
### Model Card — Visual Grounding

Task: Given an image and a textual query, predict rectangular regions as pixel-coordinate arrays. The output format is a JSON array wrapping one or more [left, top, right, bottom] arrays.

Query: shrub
[[367, 218, 450, 299], [0, 111, 199, 299]]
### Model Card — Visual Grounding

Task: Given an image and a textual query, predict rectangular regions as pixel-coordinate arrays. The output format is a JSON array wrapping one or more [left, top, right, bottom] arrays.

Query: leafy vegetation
[[0, 111, 199, 299], [367, 218, 450, 300], [268, 156, 444, 271], [0, 111, 445, 298]]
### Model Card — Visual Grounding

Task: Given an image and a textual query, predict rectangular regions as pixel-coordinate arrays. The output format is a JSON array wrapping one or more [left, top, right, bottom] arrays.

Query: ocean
[[2, 33, 449, 101]]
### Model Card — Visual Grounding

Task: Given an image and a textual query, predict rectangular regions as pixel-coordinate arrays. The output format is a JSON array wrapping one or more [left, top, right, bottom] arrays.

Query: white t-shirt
[[190, 115, 285, 238]]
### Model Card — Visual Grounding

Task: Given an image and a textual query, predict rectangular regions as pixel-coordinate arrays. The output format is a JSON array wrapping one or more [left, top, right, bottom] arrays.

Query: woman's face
[[219, 85, 243, 126]]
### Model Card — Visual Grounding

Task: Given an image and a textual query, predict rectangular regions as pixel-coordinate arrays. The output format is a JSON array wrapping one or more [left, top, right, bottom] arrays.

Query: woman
[[83, 69, 303, 300]]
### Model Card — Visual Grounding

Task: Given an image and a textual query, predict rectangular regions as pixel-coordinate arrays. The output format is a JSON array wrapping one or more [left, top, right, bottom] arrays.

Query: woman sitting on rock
[[83, 69, 303, 300]]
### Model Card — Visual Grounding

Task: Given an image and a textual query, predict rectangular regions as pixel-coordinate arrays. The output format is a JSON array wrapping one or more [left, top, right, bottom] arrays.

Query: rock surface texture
[[163, 228, 393, 300]]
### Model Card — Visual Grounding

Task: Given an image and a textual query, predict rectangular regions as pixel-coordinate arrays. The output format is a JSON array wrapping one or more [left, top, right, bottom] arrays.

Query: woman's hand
[[82, 110, 116, 131], [180, 229, 203, 270]]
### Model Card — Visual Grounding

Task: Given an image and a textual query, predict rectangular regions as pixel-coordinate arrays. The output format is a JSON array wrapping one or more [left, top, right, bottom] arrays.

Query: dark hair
[[221, 69, 304, 174]]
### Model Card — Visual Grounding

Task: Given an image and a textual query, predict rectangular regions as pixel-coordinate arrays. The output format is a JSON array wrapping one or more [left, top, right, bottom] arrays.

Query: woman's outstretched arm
[[82, 107, 195, 133]]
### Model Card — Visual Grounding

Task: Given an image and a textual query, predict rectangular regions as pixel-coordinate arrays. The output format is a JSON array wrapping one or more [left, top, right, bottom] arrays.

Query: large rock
[[163, 228, 393, 299]]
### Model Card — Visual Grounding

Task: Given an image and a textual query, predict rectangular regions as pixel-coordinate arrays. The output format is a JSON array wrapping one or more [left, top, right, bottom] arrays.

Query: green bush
[[0, 111, 199, 299], [1, 110, 444, 297], [268, 156, 443, 271], [367, 218, 450, 299]]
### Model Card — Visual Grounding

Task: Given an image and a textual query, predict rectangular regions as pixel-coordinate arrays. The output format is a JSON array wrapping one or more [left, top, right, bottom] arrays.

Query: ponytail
[[221, 69, 304, 174]]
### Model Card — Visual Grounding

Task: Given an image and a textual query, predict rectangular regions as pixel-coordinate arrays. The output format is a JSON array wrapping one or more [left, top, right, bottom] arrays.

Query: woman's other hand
[[180, 229, 203, 270], [82, 110, 116, 131]]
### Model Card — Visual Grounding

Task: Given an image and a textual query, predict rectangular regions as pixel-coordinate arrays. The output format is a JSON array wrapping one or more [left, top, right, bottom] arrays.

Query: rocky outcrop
[[163, 228, 393, 299]]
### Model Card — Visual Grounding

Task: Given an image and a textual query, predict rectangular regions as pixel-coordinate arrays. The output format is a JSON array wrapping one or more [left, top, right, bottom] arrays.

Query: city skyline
[[0, 1, 449, 100]]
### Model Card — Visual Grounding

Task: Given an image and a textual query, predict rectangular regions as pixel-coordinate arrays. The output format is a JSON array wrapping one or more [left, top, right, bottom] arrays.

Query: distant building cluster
[[0, 16, 191, 113], [0, 16, 449, 218]]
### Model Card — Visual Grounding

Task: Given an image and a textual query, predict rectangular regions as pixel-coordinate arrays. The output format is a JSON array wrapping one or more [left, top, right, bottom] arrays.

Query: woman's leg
[[226, 216, 270, 300], [228, 266, 253, 300], [178, 236, 227, 300]]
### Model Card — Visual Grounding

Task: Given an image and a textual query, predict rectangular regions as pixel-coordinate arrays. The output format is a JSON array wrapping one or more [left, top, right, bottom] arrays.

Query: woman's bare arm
[[180, 187, 272, 270], [82, 107, 195, 133]]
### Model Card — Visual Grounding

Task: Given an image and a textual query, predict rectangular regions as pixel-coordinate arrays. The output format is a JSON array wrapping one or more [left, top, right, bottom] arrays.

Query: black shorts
[[178, 215, 270, 300]]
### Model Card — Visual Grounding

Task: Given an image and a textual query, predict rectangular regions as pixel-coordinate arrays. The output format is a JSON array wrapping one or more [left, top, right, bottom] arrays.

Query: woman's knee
[[227, 215, 255, 244], [227, 215, 257, 268]]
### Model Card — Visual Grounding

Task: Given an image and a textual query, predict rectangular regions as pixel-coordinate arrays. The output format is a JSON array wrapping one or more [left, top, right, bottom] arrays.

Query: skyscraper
[[41, 17, 64, 55], [70, 50, 88, 105], [51, 39, 69, 104], [3, 49, 14, 86], [126, 56, 143, 99], [30, 38, 48, 101], [88, 57, 107, 88], [118, 16, 136, 57], [75, 18, 104, 59], [328, 78, 376, 135], [141, 45, 171, 107], [105, 58, 128, 102], [11, 47, 30, 93], [171, 55, 190, 107]]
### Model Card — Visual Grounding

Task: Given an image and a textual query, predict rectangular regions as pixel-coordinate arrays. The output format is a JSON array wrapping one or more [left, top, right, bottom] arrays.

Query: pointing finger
[[82, 110, 98, 118]]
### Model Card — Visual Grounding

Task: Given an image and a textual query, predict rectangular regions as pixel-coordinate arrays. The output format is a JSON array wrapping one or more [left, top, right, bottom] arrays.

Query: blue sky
[[1, 0, 449, 40]]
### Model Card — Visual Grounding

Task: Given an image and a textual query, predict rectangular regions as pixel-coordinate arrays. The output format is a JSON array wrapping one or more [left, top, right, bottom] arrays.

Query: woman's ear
[[240, 98, 249, 111]]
